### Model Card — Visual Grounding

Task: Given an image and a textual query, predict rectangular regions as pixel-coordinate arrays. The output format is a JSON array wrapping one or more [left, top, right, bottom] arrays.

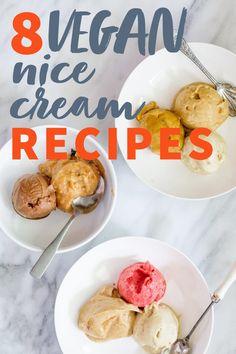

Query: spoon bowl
[[169, 339, 190, 354], [217, 83, 236, 116], [72, 177, 105, 214]]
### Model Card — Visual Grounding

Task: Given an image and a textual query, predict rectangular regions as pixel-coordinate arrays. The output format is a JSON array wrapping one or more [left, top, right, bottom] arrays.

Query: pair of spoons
[[30, 177, 105, 279]]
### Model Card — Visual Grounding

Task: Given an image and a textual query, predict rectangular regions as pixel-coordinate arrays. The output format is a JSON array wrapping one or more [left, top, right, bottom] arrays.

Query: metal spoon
[[30, 177, 105, 279], [162, 261, 236, 354], [178, 37, 236, 116]]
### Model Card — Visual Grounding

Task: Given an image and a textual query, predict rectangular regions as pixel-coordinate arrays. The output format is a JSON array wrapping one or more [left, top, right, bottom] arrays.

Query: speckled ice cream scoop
[[133, 302, 179, 354], [181, 131, 226, 175]]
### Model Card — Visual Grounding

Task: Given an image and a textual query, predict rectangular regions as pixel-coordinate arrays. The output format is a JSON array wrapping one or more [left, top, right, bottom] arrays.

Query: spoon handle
[[179, 38, 219, 86], [213, 261, 236, 300], [30, 214, 76, 279], [186, 300, 214, 340], [186, 261, 236, 340]]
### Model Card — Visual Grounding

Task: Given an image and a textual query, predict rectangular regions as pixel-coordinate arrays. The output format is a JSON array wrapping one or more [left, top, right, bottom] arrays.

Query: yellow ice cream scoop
[[137, 102, 184, 155], [136, 101, 159, 122]]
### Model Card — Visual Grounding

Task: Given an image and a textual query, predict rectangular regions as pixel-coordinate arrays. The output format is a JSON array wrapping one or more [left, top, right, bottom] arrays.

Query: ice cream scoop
[[173, 82, 229, 130], [118, 262, 166, 307], [39, 152, 103, 213], [182, 132, 226, 175], [134, 302, 179, 354], [177, 37, 236, 117], [78, 285, 140, 341], [12, 174, 56, 219], [138, 104, 184, 155]]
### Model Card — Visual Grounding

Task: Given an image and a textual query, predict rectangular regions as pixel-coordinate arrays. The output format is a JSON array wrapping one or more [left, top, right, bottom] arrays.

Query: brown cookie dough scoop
[[12, 174, 56, 219]]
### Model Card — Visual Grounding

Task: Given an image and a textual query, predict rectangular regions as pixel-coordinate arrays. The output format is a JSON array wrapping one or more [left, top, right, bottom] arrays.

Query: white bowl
[[116, 43, 236, 199], [0, 125, 117, 253], [55, 237, 214, 354]]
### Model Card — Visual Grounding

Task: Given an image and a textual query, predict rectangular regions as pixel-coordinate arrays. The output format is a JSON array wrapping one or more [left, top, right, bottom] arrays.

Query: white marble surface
[[0, 0, 236, 353]]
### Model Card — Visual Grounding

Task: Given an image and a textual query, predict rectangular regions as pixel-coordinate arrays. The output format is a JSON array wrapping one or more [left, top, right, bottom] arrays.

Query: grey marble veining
[[1, 1, 236, 353]]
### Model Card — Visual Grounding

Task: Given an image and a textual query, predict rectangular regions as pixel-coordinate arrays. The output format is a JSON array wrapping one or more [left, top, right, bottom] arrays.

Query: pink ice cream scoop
[[117, 261, 166, 307]]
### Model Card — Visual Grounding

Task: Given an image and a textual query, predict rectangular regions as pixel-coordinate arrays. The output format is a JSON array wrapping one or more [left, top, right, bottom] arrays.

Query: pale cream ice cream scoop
[[182, 132, 226, 175], [12, 174, 56, 219], [133, 303, 179, 354]]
